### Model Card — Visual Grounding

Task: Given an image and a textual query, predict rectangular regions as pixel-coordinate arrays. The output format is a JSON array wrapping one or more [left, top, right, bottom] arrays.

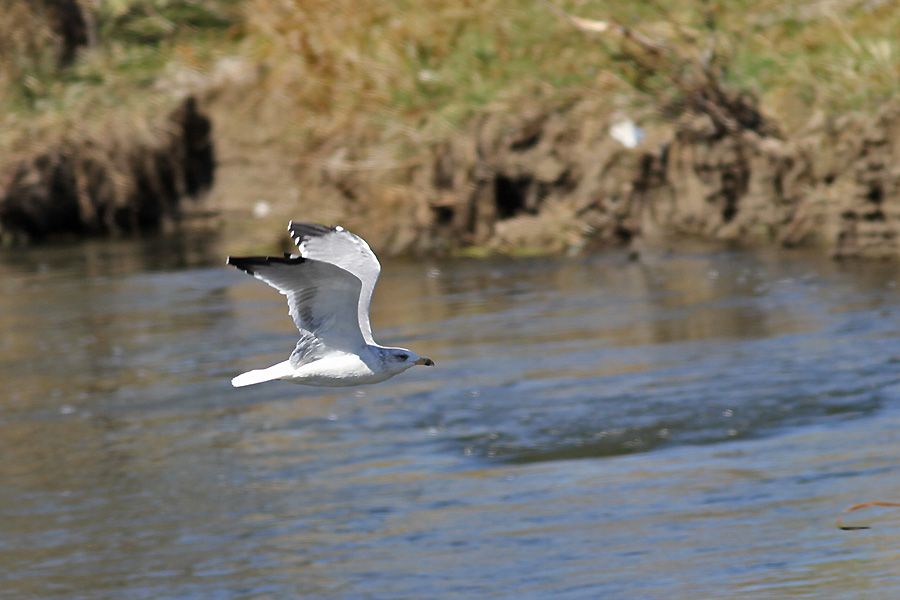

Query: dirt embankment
[[271, 95, 900, 259], [4, 84, 900, 259], [0, 97, 214, 243], [632, 103, 900, 260], [4, 2, 900, 258]]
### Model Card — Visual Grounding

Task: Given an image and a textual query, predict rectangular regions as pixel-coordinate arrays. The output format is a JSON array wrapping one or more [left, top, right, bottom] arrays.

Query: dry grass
[[0, 0, 238, 148], [239, 0, 628, 148], [6, 0, 900, 155], [6, 0, 900, 147], [0, 1, 226, 240], [238, 0, 900, 139], [0, 2, 58, 101], [708, 0, 900, 129]]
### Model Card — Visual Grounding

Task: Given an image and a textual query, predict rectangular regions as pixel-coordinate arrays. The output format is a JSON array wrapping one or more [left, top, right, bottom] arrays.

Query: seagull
[[227, 222, 434, 387]]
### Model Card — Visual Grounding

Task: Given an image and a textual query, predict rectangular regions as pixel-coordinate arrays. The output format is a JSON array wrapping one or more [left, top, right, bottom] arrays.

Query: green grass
[[4, 0, 900, 169], [236, 0, 900, 145], [1, 1, 240, 130], [714, 1, 900, 124]]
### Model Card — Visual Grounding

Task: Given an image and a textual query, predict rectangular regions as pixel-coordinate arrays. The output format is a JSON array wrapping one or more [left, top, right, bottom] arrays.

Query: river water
[[2, 234, 900, 599]]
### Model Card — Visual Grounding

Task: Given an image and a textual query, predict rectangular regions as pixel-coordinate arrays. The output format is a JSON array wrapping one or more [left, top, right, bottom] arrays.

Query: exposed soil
[[0, 97, 214, 243], [631, 102, 900, 260], [215, 93, 900, 260], [4, 1, 900, 258], [4, 76, 900, 260]]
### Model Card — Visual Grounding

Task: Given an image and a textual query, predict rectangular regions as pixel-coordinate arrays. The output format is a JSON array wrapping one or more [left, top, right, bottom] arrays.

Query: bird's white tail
[[231, 361, 293, 387]]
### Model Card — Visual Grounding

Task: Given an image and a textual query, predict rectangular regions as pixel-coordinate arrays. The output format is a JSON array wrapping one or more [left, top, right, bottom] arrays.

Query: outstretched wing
[[288, 222, 381, 344], [226, 254, 367, 356]]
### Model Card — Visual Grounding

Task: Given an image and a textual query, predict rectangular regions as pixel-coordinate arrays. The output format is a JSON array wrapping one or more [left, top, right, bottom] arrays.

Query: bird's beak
[[415, 357, 435, 366]]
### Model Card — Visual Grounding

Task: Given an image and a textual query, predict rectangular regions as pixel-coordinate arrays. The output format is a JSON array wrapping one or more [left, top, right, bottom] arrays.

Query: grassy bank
[[3, 0, 900, 249], [238, 0, 900, 139], [0, 0, 235, 239], [1, 0, 237, 135]]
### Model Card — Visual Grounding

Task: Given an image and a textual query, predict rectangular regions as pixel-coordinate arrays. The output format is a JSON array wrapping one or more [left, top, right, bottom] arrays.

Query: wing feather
[[226, 254, 366, 354], [288, 222, 381, 344]]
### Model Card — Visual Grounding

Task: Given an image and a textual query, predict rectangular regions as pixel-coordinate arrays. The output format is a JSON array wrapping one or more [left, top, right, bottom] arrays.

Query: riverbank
[[3, 1, 900, 258]]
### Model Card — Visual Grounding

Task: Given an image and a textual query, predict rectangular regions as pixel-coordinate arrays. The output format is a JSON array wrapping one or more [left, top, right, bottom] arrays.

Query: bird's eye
[[397, 353, 409, 361]]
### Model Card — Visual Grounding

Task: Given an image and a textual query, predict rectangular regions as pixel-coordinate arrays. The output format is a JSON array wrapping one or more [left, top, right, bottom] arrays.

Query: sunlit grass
[[717, 1, 900, 126], [237, 0, 900, 145], [239, 0, 630, 145], [3, 0, 900, 164], [0, 0, 240, 159]]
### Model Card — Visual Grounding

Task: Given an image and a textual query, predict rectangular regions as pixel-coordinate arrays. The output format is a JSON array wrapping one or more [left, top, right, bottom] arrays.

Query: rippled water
[[2, 235, 900, 599]]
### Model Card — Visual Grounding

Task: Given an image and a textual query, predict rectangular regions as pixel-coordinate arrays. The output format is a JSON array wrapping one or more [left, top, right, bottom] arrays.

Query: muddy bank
[[302, 96, 900, 259], [632, 104, 900, 260], [0, 97, 213, 243], [6, 87, 900, 261], [5, 1, 900, 259]]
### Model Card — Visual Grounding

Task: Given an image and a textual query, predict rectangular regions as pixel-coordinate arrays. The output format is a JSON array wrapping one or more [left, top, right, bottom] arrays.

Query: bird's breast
[[286, 352, 390, 387]]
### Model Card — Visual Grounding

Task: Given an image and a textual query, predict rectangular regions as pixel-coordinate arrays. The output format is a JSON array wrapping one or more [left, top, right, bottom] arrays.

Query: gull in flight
[[227, 222, 434, 387]]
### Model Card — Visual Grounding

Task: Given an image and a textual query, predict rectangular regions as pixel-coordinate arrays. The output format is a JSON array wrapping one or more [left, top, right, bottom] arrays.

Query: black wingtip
[[288, 222, 341, 245], [226, 255, 258, 275], [227, 255, 305, 276]]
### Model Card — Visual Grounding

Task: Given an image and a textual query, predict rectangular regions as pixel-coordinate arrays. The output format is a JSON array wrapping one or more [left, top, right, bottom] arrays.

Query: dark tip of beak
[[416, 357, 435, 366]]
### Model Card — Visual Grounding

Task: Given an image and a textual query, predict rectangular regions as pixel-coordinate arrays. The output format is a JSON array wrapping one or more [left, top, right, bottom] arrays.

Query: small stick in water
[[837, 502, 900, 530]]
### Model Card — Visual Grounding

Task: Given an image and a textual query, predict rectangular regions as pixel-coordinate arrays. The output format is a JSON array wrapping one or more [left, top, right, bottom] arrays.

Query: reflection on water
[[2, 236, 900, 599]]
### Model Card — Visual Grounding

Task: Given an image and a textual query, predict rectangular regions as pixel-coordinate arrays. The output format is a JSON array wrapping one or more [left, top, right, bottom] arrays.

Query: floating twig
[[837, 502, 900, 531]]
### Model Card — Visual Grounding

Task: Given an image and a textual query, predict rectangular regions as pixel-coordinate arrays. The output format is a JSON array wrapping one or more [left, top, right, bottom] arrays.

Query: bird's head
[[380, 347, 435, 374]]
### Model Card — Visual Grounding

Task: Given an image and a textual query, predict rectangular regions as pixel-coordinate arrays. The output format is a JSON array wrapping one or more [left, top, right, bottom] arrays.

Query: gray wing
[[288, 222, 381, 345], [227, 254, 367, 358]]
